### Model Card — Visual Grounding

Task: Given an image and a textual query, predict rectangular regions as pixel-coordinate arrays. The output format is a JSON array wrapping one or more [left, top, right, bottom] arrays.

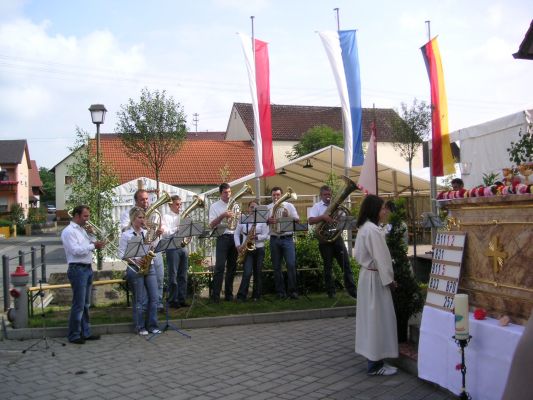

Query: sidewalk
[[0, 316, 456, 400]]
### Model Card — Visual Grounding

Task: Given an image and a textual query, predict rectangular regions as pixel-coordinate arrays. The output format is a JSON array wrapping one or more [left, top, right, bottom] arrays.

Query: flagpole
[[334, 8, 340, 31], [425, 20, 438, 243], [372, 104, 378, 194], [251, 16, 261, 204]]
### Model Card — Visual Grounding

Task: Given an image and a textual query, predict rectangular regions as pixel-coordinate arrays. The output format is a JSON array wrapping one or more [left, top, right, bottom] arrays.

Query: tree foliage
[[115, 88, 187, 193], [286, 125, 343, 160], [39, 167, 55, 204], [507, 122, 532, 165], [386, 198, 424, 342], [390, 99, 430, 163], [66, 127, 119, 260]]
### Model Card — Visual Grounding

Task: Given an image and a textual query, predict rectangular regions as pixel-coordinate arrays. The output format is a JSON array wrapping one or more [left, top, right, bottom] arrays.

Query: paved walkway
[[0, 317, 455, 400]]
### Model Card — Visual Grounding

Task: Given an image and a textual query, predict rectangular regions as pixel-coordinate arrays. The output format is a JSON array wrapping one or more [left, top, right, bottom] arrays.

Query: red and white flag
[[357, 123, 377, 194], [239, 33, 275, 177]]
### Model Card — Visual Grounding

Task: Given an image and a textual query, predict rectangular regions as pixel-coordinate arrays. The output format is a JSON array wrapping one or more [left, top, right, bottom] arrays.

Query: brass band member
[[234, 200, 269, 301], [267, 187, 300, 300], [119, 207, 161, 335], [120, 189, 165, 311], [208, 183, 238, 302], [161, 195, 189, 308], [308, 185, 356, 299], [61, 205, 105, 344]]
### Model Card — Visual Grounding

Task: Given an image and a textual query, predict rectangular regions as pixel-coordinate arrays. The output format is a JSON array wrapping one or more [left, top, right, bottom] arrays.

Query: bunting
[[421, 37, 455, 176], [239, 33, 275, 177]]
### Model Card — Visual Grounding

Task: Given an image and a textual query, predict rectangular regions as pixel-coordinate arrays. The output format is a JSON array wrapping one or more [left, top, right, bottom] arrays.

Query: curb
[[4, 306, 356, 340]]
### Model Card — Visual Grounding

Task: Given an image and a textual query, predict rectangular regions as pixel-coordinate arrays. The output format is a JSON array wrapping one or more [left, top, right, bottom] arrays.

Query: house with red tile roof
[[28, 160, 44, 208], [0, 140, 37, 217], [225, 102, 424, 174], [52, 134, 255, 210]]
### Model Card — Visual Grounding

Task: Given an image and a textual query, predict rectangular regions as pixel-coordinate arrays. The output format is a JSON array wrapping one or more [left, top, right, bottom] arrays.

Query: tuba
[[270, 187, 297, 235], [144, 191, 172, 243], [179, 195, 205, 247], [315, 175, 358, 243], [225, 183, 255, 231]]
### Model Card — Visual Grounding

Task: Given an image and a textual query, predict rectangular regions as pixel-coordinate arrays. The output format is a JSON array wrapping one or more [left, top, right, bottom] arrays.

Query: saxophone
[[237, 224, 256, 265], [270, 187, 297, 235], [179, 195, 205, 247], [137, 248, 156, 275], [315, 175, 358, 243]]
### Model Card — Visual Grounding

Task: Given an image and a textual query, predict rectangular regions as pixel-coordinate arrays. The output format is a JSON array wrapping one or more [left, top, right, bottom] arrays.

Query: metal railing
[[2, 244, 47, 311]]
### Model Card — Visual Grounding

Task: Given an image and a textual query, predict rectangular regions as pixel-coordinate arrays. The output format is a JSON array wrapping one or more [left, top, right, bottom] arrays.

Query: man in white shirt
[[308, 185, 356, 298], [267, 186, 300, 299], [208, 183, 238, 302], [234, 200, 269, 301], [120, 189, 165, 310], [61, 205, 106, 344], [161, 195, 189, 308]]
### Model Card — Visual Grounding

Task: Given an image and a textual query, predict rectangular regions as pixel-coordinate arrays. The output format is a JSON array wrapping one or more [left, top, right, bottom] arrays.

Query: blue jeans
[[270, 236, 297, 296], [67, 263, 93, 341], [153, 253, 164, 309], [165, 247, 189, 304], [127, 265, 159, 332], [212, 234, 237, 300], [318, 237, 356, 297], [237, 247, 265, 300]]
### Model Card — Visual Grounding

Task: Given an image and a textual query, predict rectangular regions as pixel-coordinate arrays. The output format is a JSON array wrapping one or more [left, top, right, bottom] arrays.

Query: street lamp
[[89, 104, 107, 270]]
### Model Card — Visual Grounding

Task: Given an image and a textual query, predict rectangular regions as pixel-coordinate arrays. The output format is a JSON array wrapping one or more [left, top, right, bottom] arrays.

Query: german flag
[[421, 37, 455, 177]]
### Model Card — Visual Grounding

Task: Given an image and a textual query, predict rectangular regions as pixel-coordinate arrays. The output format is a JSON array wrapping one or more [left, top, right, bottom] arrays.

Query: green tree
[[39, 167, 55, 204], [286, 125, 343, 160], [115, 87, 188, 195], [507, 122, 532, 165], [66, 127, 119, 269], [385, 198, 424, 342], [390, 99, 431, 261]]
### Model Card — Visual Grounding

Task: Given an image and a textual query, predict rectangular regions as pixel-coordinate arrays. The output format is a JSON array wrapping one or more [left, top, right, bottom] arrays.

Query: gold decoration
[[446, 217, 461, 231], [484, 236, 508, 274]]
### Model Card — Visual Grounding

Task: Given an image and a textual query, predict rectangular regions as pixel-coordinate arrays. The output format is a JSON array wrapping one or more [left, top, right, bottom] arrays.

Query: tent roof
[[203, 145, 432, 197]]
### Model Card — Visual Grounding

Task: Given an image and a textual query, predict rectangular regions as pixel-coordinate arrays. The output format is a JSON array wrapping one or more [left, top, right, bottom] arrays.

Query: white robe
[[354, 221, 398, 361]]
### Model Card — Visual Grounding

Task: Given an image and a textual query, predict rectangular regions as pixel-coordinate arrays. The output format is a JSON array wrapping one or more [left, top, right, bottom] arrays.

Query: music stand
[[421, 212, 444, 228], [22, 280, 66, 356], [240, 206, 269, 224]]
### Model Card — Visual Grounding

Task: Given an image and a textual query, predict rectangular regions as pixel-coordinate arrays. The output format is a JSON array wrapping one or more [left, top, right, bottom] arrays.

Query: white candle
[[454, 294, 469, 340]]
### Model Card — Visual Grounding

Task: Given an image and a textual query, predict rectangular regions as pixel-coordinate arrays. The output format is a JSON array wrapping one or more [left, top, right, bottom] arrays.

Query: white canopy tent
[[202, 145, 432, 199], [450, 110, 532, 188]]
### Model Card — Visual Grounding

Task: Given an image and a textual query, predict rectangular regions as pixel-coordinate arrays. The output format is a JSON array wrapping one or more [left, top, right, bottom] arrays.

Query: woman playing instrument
[[118, 207, 161, 336], [234, 200, 269, 301], [354, 195, 398, 376]]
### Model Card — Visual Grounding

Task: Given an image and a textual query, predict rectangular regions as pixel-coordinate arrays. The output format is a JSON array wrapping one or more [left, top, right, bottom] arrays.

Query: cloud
[[486, 4, 503, 27]]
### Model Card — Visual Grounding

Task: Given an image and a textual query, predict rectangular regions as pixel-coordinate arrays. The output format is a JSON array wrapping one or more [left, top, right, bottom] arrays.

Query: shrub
[[27, 207, 47, 224]]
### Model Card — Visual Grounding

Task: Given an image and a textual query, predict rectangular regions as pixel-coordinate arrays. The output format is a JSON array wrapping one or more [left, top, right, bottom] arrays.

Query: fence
[[2, 244, 47, 312]]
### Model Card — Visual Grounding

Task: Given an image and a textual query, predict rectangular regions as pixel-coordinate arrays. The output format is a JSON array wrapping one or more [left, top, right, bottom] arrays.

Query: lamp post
[[89, 104, 107, 270]]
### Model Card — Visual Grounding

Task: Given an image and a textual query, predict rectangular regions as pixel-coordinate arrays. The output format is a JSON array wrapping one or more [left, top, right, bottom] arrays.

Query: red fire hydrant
[[7, 266, 30, 328]]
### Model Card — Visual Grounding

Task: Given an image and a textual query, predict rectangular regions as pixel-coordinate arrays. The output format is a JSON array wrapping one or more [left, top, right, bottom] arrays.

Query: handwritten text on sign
[[425, 231, 466, 312]]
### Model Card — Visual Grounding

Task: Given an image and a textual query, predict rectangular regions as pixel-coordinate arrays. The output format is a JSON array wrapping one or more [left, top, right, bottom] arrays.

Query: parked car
[[46, 204, 56, 213]]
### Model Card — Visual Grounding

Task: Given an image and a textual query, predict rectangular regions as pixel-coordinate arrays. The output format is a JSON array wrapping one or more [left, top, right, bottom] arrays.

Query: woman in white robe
[[354, 194, 399, 376]]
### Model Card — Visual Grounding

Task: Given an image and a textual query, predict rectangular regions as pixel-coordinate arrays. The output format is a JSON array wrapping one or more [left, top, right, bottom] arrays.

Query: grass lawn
[[28, 292, 356, 328]]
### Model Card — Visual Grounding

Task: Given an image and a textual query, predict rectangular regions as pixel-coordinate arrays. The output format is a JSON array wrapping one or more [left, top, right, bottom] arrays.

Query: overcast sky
[[0, 0, 531, 169]]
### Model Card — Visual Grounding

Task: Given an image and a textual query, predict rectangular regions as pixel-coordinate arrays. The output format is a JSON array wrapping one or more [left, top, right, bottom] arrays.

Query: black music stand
[[421, 212, 444, 228], [277, 219, 310, 300], [240, 205, 269, 225], [22, 280, 66, 356]]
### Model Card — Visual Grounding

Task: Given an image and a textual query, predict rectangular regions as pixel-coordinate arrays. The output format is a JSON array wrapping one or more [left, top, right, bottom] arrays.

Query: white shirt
[[119, 227, 149, 265], [161, 209, 181, 238], [234, 222, 269, 249], [308, 200, 328, 219], [267, 201, 299, 236], [119, 208, 131, 231], [61, 221, 95, 264], [209, 198, 234, 235]]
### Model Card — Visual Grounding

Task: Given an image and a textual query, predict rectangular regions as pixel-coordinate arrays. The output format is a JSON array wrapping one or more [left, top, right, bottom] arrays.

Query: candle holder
[[453, 335, 472, 400]]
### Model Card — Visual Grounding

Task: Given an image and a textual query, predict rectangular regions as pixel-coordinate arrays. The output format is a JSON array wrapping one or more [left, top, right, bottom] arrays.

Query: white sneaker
[[138, 329, 149, 336], [367, 366, 398, 376], [384, 363, 398, 371], [149, 329, 162, 334]]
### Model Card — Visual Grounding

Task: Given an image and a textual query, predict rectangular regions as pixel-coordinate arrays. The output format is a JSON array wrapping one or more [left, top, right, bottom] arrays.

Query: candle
[[454, 294, 469, 340]]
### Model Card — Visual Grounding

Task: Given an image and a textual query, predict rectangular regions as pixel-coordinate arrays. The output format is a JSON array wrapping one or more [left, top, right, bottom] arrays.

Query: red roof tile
[[233, 103, 402, 142], [29, 160, 43, 187], [93, 135, 255, 186]]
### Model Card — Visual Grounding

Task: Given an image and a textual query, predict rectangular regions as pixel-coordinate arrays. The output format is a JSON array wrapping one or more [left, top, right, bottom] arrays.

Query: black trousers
[[212, 234, 237, 300], [318, 236, 356, 297]]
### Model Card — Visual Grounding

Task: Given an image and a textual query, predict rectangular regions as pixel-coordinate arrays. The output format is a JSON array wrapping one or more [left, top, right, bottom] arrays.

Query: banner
[[357, 122, 377, 194], [421, 37, 455, 176], [319, 30, 364, 168], [239, 33, 275, 177]]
